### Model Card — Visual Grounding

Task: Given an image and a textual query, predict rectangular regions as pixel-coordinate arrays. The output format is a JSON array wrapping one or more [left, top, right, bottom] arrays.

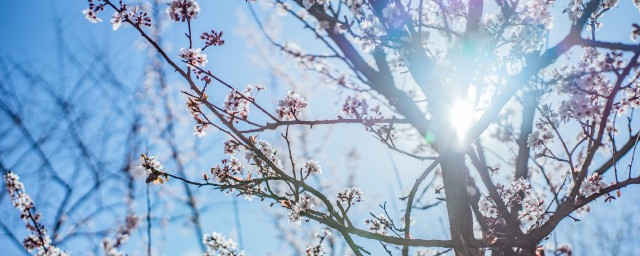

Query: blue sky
[[0, 1, 428, 255], [2, 1, 640, 255]]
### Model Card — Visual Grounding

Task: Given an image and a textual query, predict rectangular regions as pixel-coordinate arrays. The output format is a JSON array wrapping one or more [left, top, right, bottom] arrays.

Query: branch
[[402, 160, 440, 255], [239, 118, 409, 133], [466, 149, 524, 236]]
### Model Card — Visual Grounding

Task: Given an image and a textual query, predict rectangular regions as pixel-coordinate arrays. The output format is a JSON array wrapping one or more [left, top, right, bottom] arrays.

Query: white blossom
[[276, 91, 308, 120], [314, 229, 332, 238], [194, 126, 207, 137], [223, 84, 264, 119], [304, 160, 322, 175], [382, 2, 403, 28], [478, 194, 498, 219], [223, 140, 240, 155], [167, 0, 200, 22], [337, 187, 364, 205], [568, 172, 607, 197], [179, 48, 208, 68], [4, 172, 69, 256], [102, 215, 139, 256], [287, 193, 316, 225], [139, 155, 163, 173], [83, 8, 103, 23], [111, 12, 123, 31], [364, 214, 391, 235], [248, 140, 283, 177], [478, 178, 546, 228], [354, 37, 376, 53], [202, 231, 245, 256], [306, 245, 326, 256], [341, 95, 368, 118], [302, 0, 326, 10], [517, 0, 553, 29]]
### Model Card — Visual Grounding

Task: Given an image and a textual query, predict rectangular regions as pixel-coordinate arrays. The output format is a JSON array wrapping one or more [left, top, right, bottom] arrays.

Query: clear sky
[[2, 1, 640, 255], [0, 1, 431, 255]]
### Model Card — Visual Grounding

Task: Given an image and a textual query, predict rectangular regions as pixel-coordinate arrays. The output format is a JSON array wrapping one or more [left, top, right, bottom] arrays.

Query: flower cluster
[[205, 151, 259, 200], [276, 91, 308, 120], [382, 2, 404, 28], [514, 26, 547, 54], [125, 6, 151, 27], [208, 156, 244, 182], [202, 232, 245, 256], [279, 42, 336, 74], [91, 0, 130, 30], [478, 194, 499, 219], [337, 187, 364, 206], [201, 30, 225, 49], [616, 84, 640, 115], [571, 0, 618, 27], [305, 245, 326, 256], [485, 1, 552, 54], [354, 36, 377, 52], [167, 0, 200, 22], [557, 74, 609, 122], [632, 23, 640, 42], [527, 130, 554, 151], [82, 0, 104, 23], [179, 48, 208, 68], [302, 0, 327, 10], [304, 160, 322, 176], [567, 172, 607, 198], [478, 178, 546, 229], [246, 139, 283, 177], [353, 14, 383, 52], [4, 172, 68, 256], [565, 0, 583, 23], [140, 154, 168, 185], [110, 12, 124, 30], [519, 195, 546, 227], [527, 105, 558, 153], [83, 9, 102, 23], [223, 84, 265, 120], [341, 95, 368, 118], [345, 0, 366, 15], [83, 1, 151, 28], [555, 47, 623, 124], [102, 215, 139, 256], [223, 140, 242, 155], [306, 229, 331, 256], [340, 95, 384, 128], [364, 214, 392, 235], [287, 193, 316, 225], [186, 96, 209, 137], [516, 0, 553, 29]]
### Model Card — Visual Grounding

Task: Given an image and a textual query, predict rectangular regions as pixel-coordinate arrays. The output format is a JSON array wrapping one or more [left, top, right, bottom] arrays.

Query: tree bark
[[440, 129, 480, 256]]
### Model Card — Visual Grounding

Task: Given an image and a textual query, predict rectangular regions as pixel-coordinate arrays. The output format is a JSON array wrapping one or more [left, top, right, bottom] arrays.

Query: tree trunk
[[440, 130, 480, 256]]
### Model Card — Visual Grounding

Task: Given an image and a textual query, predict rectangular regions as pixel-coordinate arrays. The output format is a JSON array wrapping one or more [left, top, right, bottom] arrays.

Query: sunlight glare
[[450, 99, 475, 141]]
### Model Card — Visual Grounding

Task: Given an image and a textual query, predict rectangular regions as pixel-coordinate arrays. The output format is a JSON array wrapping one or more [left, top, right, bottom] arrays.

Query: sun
[[450, 99, 476, 141]]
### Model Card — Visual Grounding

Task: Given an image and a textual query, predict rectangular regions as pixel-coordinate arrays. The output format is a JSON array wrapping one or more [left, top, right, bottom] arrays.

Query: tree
[[4, 0, 640, 255]]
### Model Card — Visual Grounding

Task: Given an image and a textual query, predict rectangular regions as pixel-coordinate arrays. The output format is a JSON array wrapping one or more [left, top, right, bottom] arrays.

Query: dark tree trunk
[[439, 129, 480, 256]]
